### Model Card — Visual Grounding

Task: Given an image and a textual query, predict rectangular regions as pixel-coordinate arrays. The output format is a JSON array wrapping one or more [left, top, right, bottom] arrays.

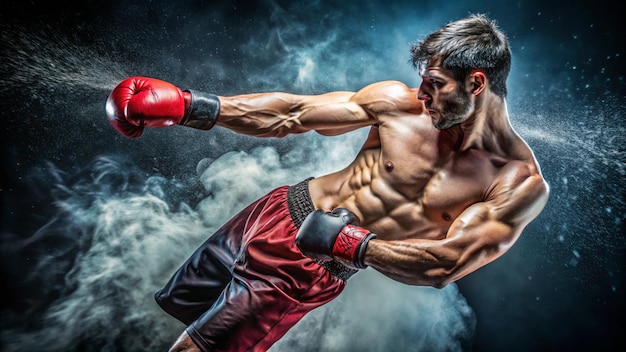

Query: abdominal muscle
[[308, 148, 449, 241]]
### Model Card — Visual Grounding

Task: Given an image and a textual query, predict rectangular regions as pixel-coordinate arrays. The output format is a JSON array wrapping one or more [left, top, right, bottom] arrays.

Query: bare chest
[[419, 153, 498, 223], [315, 120, 509, 240], [360, 148, 502, 239]]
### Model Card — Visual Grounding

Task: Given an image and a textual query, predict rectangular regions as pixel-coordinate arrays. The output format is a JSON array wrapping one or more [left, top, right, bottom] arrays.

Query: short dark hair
[[410, 14, 511, 98]]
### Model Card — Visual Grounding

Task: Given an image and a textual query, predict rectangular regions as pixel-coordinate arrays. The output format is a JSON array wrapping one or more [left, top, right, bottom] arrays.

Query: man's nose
[[417, 88, 431, 101]]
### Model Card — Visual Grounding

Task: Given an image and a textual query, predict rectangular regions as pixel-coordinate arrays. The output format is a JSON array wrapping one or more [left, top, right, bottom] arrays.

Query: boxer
[[105, 14, 549, 352]]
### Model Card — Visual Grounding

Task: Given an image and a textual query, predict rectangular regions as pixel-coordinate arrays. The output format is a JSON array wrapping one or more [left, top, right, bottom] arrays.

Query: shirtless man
[[106, 14, 549, 352]]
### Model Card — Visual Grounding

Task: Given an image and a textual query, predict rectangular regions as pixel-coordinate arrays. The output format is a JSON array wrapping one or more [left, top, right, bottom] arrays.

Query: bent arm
[[364, 167, 549, 288]]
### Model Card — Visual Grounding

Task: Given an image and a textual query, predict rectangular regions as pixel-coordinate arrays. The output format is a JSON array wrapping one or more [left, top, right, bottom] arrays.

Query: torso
[[308, 82, 536, 241]]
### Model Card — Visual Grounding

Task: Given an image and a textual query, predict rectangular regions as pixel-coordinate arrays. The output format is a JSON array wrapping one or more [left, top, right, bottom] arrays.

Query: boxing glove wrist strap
[[181, 90, 220, 130], [332, 225, 377, 269]]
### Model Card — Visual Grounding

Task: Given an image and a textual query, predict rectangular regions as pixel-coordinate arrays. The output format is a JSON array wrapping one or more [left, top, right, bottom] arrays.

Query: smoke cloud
[[274, 271, 475, 351], [2, 157, 198, 350], [1, 148, 475, 351]]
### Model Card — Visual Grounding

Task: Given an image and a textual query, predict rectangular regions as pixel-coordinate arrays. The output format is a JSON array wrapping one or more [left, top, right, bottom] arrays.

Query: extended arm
[[365, 165, 549, 288], [105, 76, 379, 138], [216, 91, 375, 137]]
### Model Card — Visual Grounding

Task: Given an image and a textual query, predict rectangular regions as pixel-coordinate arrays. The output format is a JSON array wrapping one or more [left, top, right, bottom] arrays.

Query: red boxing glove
[[105, 77, 187, 138], [105, 76, 220, 138]]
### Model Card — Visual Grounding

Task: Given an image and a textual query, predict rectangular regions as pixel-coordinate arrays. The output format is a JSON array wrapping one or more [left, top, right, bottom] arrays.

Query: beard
[[431, 86, 472, 130]]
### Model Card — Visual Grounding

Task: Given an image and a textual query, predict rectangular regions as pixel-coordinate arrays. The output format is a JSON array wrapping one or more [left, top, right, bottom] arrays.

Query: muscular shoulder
[[487, 159, 549, 227], [352, 81, 424, 117]]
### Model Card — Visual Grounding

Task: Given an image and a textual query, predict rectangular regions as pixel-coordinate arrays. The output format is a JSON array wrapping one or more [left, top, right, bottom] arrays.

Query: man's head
[[411, 14, 511, 98]]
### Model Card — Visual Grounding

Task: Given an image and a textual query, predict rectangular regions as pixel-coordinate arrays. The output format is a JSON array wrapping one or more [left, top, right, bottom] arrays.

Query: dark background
[[1, 0, 624, 351]]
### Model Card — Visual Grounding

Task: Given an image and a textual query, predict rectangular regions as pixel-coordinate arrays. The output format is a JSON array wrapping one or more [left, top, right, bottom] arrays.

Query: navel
[[442, 212, 452, 222], [384, 160, 394, 172]]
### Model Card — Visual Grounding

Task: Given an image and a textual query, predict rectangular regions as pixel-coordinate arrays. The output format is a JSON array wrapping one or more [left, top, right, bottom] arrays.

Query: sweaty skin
[[215, 71, 549, 288], [169, 69, 549, 351]]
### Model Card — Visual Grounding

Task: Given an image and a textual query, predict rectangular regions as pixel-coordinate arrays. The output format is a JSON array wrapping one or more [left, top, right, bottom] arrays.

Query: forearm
[[216, 93, 309, 137], [216, 91, 372, 138], [363, 239, 458, 288], [362, 201, 526, 288]]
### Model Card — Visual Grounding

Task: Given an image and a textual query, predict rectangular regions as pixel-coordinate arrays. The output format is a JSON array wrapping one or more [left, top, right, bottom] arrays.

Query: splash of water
[[0, 24, 128, 96], [514, 100, 626, 177], [510, 93, 625, 294]]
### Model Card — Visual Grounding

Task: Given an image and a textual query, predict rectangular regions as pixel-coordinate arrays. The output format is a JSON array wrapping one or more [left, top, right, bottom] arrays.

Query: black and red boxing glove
[[105, 76, 220, 138], [296, 208, 377, 269]]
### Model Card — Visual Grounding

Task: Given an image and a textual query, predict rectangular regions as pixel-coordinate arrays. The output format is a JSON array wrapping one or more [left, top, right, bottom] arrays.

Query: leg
[[155, 199, 261, 325], [183, 185, 348, 352], [154, 233, 236, 325], [162, 182, 350, 351], [186, 275, 340, 352]]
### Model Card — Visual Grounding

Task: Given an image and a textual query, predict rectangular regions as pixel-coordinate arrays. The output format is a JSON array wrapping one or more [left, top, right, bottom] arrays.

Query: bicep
[[440, 170, 549, 282], [299, 94, 376, 134], [311, 80, 422, 135]]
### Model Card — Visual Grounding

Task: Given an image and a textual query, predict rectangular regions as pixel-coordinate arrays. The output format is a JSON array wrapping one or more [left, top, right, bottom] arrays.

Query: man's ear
[[470, 71, 486, 95]]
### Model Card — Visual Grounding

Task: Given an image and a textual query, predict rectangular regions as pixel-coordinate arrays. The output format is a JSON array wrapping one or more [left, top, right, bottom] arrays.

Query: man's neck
[[458, 93, 515, 155]]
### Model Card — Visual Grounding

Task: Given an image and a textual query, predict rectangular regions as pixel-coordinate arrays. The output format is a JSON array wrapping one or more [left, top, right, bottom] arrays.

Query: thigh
[[186, 277, 298, 352], [154, 199, 264, 324], [186, 268, 346, 352]]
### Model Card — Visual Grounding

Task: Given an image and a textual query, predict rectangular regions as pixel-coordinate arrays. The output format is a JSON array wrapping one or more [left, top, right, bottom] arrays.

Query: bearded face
[[429, 84, 473, 130]]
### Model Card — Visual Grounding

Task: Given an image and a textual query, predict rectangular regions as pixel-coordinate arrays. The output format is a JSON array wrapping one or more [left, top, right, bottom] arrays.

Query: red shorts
[[155, 179, 356, 351]]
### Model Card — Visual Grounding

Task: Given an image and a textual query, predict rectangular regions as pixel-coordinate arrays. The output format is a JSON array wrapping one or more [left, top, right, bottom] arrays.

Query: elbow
[[433, 277, 456, 289], [255, 126, 300, 138], [418, 266, 457, 289], [424, 276, 453, 289], [403, 272, 450, 289], [252, 117, 309, 138]]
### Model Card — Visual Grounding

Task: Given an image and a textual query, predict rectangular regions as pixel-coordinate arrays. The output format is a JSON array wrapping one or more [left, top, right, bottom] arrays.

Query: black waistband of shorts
[[287, 177, 316, 229], [287, 178, 358, 281]]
